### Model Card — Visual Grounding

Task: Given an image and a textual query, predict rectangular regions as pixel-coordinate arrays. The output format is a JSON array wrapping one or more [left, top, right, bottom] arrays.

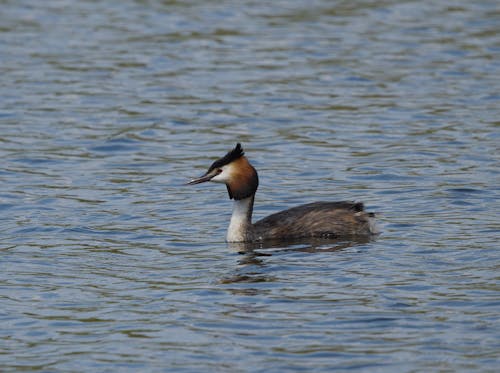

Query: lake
[[1, 0, 499, 371]]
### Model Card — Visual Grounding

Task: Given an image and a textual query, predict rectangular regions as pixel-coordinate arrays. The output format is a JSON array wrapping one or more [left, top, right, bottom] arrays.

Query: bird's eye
[[217, 169, 223, 174]]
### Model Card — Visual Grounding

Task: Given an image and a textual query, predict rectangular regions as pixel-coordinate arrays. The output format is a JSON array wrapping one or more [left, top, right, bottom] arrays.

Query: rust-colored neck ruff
[[226, 157, 259, 201]]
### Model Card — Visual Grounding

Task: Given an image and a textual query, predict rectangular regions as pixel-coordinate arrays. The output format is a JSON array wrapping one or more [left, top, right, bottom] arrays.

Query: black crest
[[208, 143, 244, 171]]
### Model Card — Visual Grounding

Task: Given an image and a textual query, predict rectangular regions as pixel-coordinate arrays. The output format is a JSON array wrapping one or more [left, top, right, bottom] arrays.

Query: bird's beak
[[186, 172, 214, 185]]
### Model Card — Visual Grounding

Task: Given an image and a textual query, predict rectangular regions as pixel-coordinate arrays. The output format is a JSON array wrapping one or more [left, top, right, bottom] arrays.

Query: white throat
[[226, 196, 254, 242]]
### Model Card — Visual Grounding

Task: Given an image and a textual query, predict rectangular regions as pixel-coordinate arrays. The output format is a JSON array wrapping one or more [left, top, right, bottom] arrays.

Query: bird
[[187, 143, 377, 242]]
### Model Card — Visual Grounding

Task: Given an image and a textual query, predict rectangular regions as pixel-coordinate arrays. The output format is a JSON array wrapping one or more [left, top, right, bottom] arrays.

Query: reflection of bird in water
[[188, 143, 378, 243], [229, 238, 362, 256], [219, 240, 360, 288]]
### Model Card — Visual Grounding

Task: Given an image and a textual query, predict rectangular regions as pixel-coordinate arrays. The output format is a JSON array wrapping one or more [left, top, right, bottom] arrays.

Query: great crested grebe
[[188, 143, 377, 243]]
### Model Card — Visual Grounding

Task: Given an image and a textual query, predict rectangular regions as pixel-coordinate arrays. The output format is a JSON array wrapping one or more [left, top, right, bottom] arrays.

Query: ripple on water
[[1, 0, 500, 372]]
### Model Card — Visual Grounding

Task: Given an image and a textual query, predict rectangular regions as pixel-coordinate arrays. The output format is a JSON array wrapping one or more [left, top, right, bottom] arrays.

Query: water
[[1, 0, 499, 371]]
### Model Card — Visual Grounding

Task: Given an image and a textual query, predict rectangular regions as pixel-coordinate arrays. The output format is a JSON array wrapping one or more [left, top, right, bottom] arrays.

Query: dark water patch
[[446, 188, 486, 194], [89, 138, 142, 153]]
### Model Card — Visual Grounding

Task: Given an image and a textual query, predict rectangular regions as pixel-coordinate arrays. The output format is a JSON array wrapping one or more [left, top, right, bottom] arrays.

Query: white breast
[[226, 197, 253, 242]]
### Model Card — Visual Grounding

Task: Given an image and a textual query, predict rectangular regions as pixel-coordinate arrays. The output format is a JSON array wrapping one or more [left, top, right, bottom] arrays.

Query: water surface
[[1, 1, 499, 371]]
